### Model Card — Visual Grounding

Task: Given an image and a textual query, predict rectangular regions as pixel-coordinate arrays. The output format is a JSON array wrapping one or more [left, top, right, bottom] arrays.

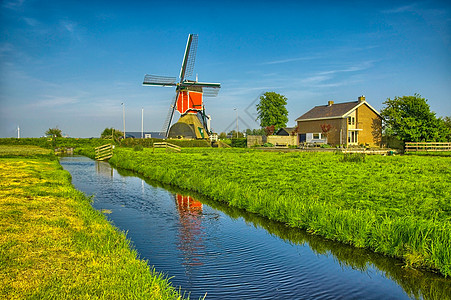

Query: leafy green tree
[[256, 92, 289, 133], [218, 132, 227, 139], [245, 128, 266, 136], [45, 127, 62, 148], [380, 94, 449, 142], [442, 116, 451, 140], [100, 128, 123, 141], [45, 127, 62, 138], [228, 130, 244, 138]]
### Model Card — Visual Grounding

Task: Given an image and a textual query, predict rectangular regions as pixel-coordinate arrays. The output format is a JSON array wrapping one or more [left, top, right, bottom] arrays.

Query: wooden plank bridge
[[95, 144, 113, 161], [153, 142, 181, 152]]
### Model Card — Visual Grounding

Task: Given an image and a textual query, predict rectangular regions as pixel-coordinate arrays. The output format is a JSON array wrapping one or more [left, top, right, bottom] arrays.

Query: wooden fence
[[153, 142, 181, 152], [95, 144, 113, 160], [405, 142, 451, 152]]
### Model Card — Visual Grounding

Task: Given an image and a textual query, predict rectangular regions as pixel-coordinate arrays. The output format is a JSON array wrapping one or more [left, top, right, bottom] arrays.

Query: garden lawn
[[0, 145, 185, 299], [109, 147, 451, 276]]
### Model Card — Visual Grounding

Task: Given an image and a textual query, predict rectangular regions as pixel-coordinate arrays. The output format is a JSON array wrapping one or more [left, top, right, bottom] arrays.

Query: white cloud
[[2, 0, 25, 10], [33, 96, 79, 107], [261, 56, 319, 65], [22, 17, 40, 27]]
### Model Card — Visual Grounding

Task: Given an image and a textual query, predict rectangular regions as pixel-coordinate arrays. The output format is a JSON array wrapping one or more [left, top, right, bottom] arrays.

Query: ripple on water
[[60, 156, 447, 300]]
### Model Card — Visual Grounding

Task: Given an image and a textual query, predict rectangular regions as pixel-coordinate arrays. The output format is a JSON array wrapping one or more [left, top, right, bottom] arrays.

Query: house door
[[348, 131, 358, 145], [299, 134, 306, 143]]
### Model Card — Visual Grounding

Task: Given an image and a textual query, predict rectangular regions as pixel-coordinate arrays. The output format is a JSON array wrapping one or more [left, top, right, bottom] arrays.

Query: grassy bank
[[0, 146, 185, 299], [109, 147, 451, 276]]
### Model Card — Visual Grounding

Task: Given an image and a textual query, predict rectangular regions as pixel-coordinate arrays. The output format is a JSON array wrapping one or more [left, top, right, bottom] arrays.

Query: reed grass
[[0, 146, 186, 299], [109, 147, 451, 276]]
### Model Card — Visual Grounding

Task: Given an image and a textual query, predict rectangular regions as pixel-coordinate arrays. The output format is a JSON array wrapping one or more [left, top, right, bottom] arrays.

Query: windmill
[[143, 34, 221, 139]]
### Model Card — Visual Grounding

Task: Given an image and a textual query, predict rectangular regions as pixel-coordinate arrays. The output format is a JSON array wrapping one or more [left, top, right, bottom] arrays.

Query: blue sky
[[1, 0, 450, 137]]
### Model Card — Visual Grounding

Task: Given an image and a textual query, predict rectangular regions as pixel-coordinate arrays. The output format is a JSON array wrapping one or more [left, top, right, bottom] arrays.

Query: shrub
[[133, 144, 144, 151], [263, 142, 274, 147], [231, 138, 247, 148], [341, 153, 366, 162]]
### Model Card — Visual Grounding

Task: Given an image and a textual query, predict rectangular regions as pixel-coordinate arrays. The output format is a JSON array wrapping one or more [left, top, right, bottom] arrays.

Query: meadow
[[108, 147, 451, 276], [0, 145, 186, 299]]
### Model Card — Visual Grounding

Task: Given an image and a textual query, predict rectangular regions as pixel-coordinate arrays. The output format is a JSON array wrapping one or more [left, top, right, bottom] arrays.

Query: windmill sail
[[161, 95, 178, 137], [179, 34, 198, 81], [143, 75, 177, 86]]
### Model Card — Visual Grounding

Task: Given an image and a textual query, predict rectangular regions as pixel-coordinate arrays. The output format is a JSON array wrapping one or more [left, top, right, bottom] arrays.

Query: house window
[[313, 133, 326, 140], [348, 131, 358, 143], [348, 116, 355, 125]]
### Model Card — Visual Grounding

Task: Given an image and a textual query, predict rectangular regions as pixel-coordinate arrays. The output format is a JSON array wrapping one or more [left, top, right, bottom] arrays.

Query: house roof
[[125, 131, 165, 139], [295, 100, 381, 122], [276, 127, 296, 134]]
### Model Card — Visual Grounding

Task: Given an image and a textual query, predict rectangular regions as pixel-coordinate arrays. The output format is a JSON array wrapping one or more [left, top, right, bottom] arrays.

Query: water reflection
[[124, 173, 450, 300], [67, 158, 451, 300], [175, 194, 205, 268], [95, 160, 113, 178]]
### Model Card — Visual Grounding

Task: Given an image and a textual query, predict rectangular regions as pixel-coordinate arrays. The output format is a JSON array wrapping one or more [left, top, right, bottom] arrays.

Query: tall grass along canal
[[108, 148, 451, 277], [0, 146, 184, 299], [60, 155, 451, 299]]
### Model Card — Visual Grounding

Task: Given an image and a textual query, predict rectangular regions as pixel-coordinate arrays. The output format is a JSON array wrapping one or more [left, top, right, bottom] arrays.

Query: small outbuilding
[[295, 96, 382, 146], [276, 127, 297, 136]]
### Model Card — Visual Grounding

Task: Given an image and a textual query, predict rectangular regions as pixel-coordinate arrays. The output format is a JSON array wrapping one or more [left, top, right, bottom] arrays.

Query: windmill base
[[168, 114, 209, 139]]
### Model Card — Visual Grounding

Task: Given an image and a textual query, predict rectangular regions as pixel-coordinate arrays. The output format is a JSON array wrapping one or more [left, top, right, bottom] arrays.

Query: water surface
[[60, 156, 450, 299]]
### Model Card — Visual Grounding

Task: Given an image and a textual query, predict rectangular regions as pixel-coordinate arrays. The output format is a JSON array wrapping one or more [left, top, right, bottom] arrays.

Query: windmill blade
[[161, 94, 178, 138], [179, 34, 198, 81], [180, 81, 220, 88], [202, 87, 221, 97], [143, 75, 177, 86]]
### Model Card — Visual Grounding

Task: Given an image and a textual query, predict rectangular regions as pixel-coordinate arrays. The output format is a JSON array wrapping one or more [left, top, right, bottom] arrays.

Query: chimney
[[358, 95, 366, 102], [328, 100, 334, 106]]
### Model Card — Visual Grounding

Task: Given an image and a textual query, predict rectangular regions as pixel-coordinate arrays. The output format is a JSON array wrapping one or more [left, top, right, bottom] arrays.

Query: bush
[[133, 144, 144, 151], [263, 143, 274, 147], [341, 153, 366, 162], [231, 138, 247, 148], [320, 144, 332, 148]]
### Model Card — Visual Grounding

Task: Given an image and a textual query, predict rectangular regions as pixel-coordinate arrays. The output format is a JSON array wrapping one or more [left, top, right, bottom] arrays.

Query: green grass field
[[109, 147, 451, 276], [0, 146, 186, 299]]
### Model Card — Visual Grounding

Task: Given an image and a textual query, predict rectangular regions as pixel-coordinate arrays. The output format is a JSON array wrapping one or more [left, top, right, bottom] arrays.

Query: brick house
[[295, 96, 382, 146]]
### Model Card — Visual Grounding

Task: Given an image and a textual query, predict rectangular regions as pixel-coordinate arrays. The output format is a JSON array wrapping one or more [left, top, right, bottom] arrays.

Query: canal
[[60, 156, 450, 300]]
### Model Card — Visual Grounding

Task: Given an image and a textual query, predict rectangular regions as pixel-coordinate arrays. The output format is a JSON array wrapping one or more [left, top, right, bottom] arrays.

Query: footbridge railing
[[153, 142, 181, 152], [405, 142, 451, 152], [95, 144, 113, 160]]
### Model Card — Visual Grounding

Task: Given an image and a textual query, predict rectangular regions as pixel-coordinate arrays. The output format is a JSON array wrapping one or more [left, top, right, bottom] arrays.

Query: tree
[[442, 116, 451, 141], [256, 92, 289, 133], [380, 94, 449, 142], [264, 125, 275, 136], [218, 132, 227, 139], [45, 127, 62, 148], [228, 130, 244, 138], [101, 128, 123, 141], [320, 124, 331, 141], [45, 128, 62, 138], [245, 128, 266, 136]]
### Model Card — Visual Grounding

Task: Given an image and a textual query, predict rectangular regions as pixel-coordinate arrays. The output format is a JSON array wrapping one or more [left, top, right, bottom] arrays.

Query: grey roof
[[276, 127, 296, 134], [296, 101, 360, 121], [125, 131, 165, 139]]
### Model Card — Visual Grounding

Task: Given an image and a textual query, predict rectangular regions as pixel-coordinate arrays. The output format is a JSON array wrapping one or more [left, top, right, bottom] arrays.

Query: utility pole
[[17, 126, 20, 139], [234, 108, 238, 138], [121, 102, 125, 139], [141, 107, 144, 139]]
